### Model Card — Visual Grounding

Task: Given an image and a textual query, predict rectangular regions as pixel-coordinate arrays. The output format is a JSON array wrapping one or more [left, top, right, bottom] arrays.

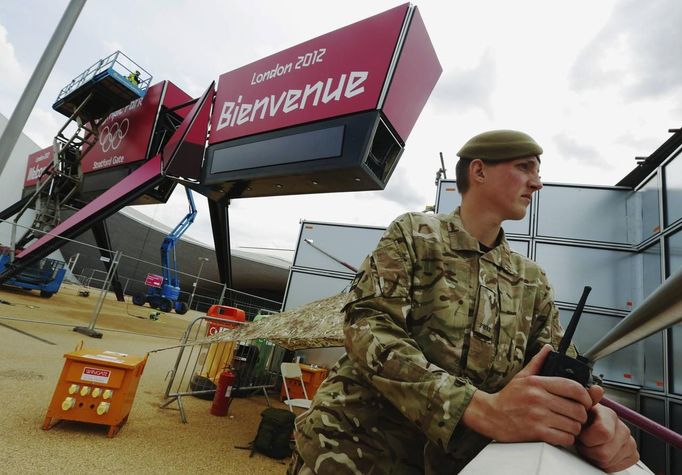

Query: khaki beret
[[457, 129, 543, 161]]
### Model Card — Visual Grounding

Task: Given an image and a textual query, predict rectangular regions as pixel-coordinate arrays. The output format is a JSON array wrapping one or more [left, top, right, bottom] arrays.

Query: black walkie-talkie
[[539, 286, 596, 386]]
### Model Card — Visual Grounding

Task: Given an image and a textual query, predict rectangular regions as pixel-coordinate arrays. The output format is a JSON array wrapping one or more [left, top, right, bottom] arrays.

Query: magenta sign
[[81, 83, 164, 174], [24, 146, 53, 187], [145, 274, 164, 288], [209, 4, 409, 144]]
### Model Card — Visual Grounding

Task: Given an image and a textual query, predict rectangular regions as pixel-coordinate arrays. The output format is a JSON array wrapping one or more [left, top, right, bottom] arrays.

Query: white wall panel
[[293, 221, 385, 274], [538, 185, 630, 243], [283, 269, 351, 311], [535, 243, 635, 310]]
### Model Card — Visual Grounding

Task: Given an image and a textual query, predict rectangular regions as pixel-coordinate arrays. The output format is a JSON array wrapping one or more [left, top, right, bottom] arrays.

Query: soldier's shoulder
[[391, 211, 450, 231], [386, 212, 450, 243], [508, 249, 535, 265], [507, 249, 548, 282]]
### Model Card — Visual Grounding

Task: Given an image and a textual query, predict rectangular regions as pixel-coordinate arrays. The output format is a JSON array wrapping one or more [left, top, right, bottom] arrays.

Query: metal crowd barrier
[[161, 315, 286, 423]]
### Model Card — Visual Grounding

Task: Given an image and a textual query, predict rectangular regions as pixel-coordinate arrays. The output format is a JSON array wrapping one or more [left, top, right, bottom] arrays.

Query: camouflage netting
[[159, 292, 348, 352]]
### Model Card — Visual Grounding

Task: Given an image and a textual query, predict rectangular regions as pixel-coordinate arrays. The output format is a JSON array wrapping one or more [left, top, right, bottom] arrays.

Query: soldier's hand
[[576, 399, 639, 471], [463, 344, 593, 446], [573, 371, 639, 471], [587, 383, 605, 406]]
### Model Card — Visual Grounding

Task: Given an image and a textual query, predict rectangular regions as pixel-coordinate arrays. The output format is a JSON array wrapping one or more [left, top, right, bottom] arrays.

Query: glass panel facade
[[507, 239, 529, 256], [435, 180, 460, 214], [664, 149, 682, 226], [294, 222, 384, 273], [640, 243, 662, 299], [535, 244, 635, 310], [630, 242, 661, 309], [537, 186, 629, 243], [639, 397, 666, 475], [642, 332, 665, 391], [630, 243, 662, 391], [502, 215, 531, 236], [627, 175, 660, 243], [672, 325, 682, 395], [668, 231, 682, 395], [283, 270, 351, 311], [668, 229, 682, 275], [671, 402, 682, 475]]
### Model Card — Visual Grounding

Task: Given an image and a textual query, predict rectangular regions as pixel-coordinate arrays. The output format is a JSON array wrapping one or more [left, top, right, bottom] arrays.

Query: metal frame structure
[[161, 315, 286, 423]]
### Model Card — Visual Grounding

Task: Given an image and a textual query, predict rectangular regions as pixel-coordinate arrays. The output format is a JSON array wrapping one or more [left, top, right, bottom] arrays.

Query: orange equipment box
[[281, 363, 329, 401], [42, 343, 148, 437]]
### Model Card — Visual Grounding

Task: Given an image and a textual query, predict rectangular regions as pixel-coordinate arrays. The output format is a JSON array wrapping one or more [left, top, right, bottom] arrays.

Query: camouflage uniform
[[293, 208, 572, 474]]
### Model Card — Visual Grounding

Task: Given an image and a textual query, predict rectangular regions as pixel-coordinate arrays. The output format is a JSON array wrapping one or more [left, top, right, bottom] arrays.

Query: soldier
[[290, 130, 639, 474]]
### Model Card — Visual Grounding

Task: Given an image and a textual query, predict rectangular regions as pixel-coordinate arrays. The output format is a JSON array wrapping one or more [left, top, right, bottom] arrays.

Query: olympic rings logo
[[99, 118, 130, 152]]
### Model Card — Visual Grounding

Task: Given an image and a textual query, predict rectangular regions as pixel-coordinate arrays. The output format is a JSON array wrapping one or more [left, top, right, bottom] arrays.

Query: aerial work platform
[[52, 51, 151, 124]]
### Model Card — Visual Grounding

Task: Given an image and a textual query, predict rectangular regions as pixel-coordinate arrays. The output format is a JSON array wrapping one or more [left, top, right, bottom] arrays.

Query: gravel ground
[[0, 283, 290, 474]]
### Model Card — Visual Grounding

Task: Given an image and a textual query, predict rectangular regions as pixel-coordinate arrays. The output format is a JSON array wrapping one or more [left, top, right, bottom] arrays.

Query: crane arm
[[160, 187, 197, 286]]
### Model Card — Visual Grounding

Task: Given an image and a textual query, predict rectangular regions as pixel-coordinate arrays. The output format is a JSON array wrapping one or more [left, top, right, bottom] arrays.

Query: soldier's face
[[483, 156, 542, 220]]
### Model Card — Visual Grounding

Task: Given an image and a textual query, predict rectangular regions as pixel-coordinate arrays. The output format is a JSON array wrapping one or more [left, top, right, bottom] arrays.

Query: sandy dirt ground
[[0, 283, 292, 474]]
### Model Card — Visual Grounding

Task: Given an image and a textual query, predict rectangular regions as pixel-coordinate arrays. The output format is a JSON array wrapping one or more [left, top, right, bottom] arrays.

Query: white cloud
[[0, 24, 24, 85], [102, 40, 124, 54], [23, 107, 60, 147], [553, 133, 608, 170], [0, 23, 26, 113], [432, 49, 496, 117], [570, 0, 682, 100]]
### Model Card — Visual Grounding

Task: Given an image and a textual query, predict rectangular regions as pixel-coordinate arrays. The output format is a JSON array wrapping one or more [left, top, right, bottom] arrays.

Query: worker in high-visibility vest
[[127, 70, 141, 86]]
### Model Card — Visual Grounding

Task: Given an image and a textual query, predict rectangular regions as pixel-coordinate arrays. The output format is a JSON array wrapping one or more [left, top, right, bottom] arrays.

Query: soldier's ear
[[470, 159, 485, 183]]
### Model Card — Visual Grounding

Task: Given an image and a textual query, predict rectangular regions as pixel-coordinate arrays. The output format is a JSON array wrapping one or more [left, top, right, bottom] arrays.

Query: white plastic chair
[[281, 362, 312, 412]]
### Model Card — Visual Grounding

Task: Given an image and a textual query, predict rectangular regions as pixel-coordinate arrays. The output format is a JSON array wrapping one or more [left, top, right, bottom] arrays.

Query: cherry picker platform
[[52, 51, 151, 124]]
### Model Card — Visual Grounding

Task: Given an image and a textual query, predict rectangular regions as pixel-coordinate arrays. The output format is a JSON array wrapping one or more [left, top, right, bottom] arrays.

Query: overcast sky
[[1, 0, 681, 259]]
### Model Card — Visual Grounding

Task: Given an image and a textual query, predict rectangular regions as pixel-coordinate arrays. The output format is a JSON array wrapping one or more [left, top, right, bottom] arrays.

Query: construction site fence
[[0, 217, 282, 318], [0, 218, 283, 345], [160, 315, 287, 423], [73, 267, 281, 319]]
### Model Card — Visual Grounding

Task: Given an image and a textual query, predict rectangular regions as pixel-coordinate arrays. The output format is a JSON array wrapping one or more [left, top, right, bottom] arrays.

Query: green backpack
[[250, 408, 296, 459]]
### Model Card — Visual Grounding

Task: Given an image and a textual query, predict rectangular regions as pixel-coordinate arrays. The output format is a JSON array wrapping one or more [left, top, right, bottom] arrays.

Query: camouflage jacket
[[295, 209, 571, 474]]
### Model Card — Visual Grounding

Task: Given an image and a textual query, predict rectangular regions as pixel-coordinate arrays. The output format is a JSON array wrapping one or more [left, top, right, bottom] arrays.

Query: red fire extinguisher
[[210, 370, 236, 416]]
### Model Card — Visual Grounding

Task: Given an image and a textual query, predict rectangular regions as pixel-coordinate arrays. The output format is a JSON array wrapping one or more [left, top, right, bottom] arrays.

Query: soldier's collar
[[446, 209, 480, 252], [481, 231, 517, 275], [447, 208, 518, 275]]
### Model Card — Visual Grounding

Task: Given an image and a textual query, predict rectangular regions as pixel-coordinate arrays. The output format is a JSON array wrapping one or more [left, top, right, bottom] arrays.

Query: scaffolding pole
[[0, 0, 86, 175]]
